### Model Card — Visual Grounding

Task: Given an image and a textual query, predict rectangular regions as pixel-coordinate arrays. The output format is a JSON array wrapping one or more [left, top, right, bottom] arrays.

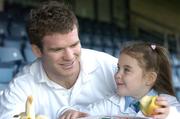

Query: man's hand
[[60, 109, 88, 119]]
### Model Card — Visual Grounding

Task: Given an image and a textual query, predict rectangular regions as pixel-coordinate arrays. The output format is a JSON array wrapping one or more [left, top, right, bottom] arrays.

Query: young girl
[[60, 42, 180, 119]]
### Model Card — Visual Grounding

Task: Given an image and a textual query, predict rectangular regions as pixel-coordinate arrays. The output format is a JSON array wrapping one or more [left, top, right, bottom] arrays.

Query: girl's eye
[[124, 68, 130, 73]]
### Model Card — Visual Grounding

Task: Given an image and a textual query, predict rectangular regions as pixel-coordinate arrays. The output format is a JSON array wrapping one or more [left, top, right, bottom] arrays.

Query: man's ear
[[32, 44, 42, 58], [145, 72, 157, 86]]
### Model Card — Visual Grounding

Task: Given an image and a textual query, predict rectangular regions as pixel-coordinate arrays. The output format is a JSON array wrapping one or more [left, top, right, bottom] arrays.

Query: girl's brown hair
[[120, 42, 175, 96]]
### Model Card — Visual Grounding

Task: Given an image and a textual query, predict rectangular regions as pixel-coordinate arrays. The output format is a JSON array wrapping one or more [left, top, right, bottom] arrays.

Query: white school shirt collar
[[108, 90, 158, 115], [124, 89, 158, 110], [108, 95, 147, 117]]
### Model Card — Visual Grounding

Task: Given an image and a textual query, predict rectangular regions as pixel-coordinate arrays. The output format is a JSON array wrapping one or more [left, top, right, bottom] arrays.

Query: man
[[0, 1, 117, 119]]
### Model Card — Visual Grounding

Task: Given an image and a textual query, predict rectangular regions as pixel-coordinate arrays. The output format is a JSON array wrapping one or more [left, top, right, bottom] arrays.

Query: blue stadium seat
[[104, 47, 114, 55], [0, 20, 8, 45], [0, 21, 8, 37], [9, 21, 27, 38], [23, 41, 37, 63], [0, 63, 14, 92], [0, 47, 24, 74], [91, 35, 102, 46], [103, 36, 113, 47], [25, 40, 31, 48], [80, 33, 91, 47], [0, 47, 23, 63], [172, 66, 180, 89], [82, 45, 91, 49], [91, 46, 103, 52], [172, 66, 180, 101], [0, 12, 9, 38], [4, 36, 24, 49], [0, 47, 25, 91], [171, 54, 180, 66], [0, 63, 14, 83], [113, 36, 122, 49], [114, 48, 120, 58]]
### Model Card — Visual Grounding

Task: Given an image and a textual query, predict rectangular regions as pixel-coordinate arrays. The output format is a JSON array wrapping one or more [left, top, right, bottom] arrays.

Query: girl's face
[[115, 53, 150, 99]]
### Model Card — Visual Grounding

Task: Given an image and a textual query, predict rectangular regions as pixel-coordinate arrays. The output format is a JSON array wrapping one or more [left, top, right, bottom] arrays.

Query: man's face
[[39, 26, 81, 80]]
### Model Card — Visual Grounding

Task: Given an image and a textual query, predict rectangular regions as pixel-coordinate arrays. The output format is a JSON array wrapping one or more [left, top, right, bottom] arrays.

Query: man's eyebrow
[[48, 41, 80, 51], [71, 40, 80, 46], [48, 47, 63, 51]]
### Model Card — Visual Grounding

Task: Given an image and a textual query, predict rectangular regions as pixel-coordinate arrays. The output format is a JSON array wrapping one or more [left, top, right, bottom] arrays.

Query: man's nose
[[63, 48, 74, 60]]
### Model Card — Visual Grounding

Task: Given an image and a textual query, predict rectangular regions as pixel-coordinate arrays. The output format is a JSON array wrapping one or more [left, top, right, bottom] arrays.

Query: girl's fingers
[[156, 100, 168, 107], [156, 96, 169, 107], [156, 96, 166, 100], [154, 106, 169, 114], [153, 106, 169, 119], [152, 96, 169, 119]]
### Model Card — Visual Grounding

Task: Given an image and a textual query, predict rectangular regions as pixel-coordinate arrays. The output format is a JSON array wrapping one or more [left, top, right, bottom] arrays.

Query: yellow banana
[[17, 112, 26, 119], [14, 96, 48, 119], [26, 96, 35, 119], [140, 96, 160, 116]]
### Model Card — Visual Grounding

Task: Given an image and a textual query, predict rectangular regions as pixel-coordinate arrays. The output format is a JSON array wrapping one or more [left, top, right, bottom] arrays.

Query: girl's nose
[[115, 71, 122, 80]]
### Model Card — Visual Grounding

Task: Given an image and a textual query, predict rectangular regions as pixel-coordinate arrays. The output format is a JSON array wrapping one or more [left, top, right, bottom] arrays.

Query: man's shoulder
[[82, 48, 111, 55], [82, 48, 117, 61], [14, 59, 42, 81], [8, 60, 42, 92], [81, 49, 118, 71]]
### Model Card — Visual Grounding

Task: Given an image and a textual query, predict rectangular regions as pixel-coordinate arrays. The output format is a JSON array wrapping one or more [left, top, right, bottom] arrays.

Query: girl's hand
[[60, 109, 88, 119], [152, 96, 169, 119]]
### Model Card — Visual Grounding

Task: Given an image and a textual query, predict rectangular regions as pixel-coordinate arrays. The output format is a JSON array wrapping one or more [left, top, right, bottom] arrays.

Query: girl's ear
[[145, 72, 157, 86], [31, 44, 42, 58]]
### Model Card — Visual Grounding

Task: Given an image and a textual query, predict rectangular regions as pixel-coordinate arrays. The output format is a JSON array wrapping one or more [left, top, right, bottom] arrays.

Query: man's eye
[[51, 48, 64, 52], [71, 44, 77, 47]]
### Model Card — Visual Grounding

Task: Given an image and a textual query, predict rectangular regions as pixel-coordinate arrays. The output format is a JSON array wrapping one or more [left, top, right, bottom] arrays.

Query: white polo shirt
[[0, 48, 118, 119]]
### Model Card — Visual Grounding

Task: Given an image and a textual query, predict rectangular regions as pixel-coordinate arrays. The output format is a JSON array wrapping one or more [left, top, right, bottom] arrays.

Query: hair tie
[[151, 44, 156, 50]]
